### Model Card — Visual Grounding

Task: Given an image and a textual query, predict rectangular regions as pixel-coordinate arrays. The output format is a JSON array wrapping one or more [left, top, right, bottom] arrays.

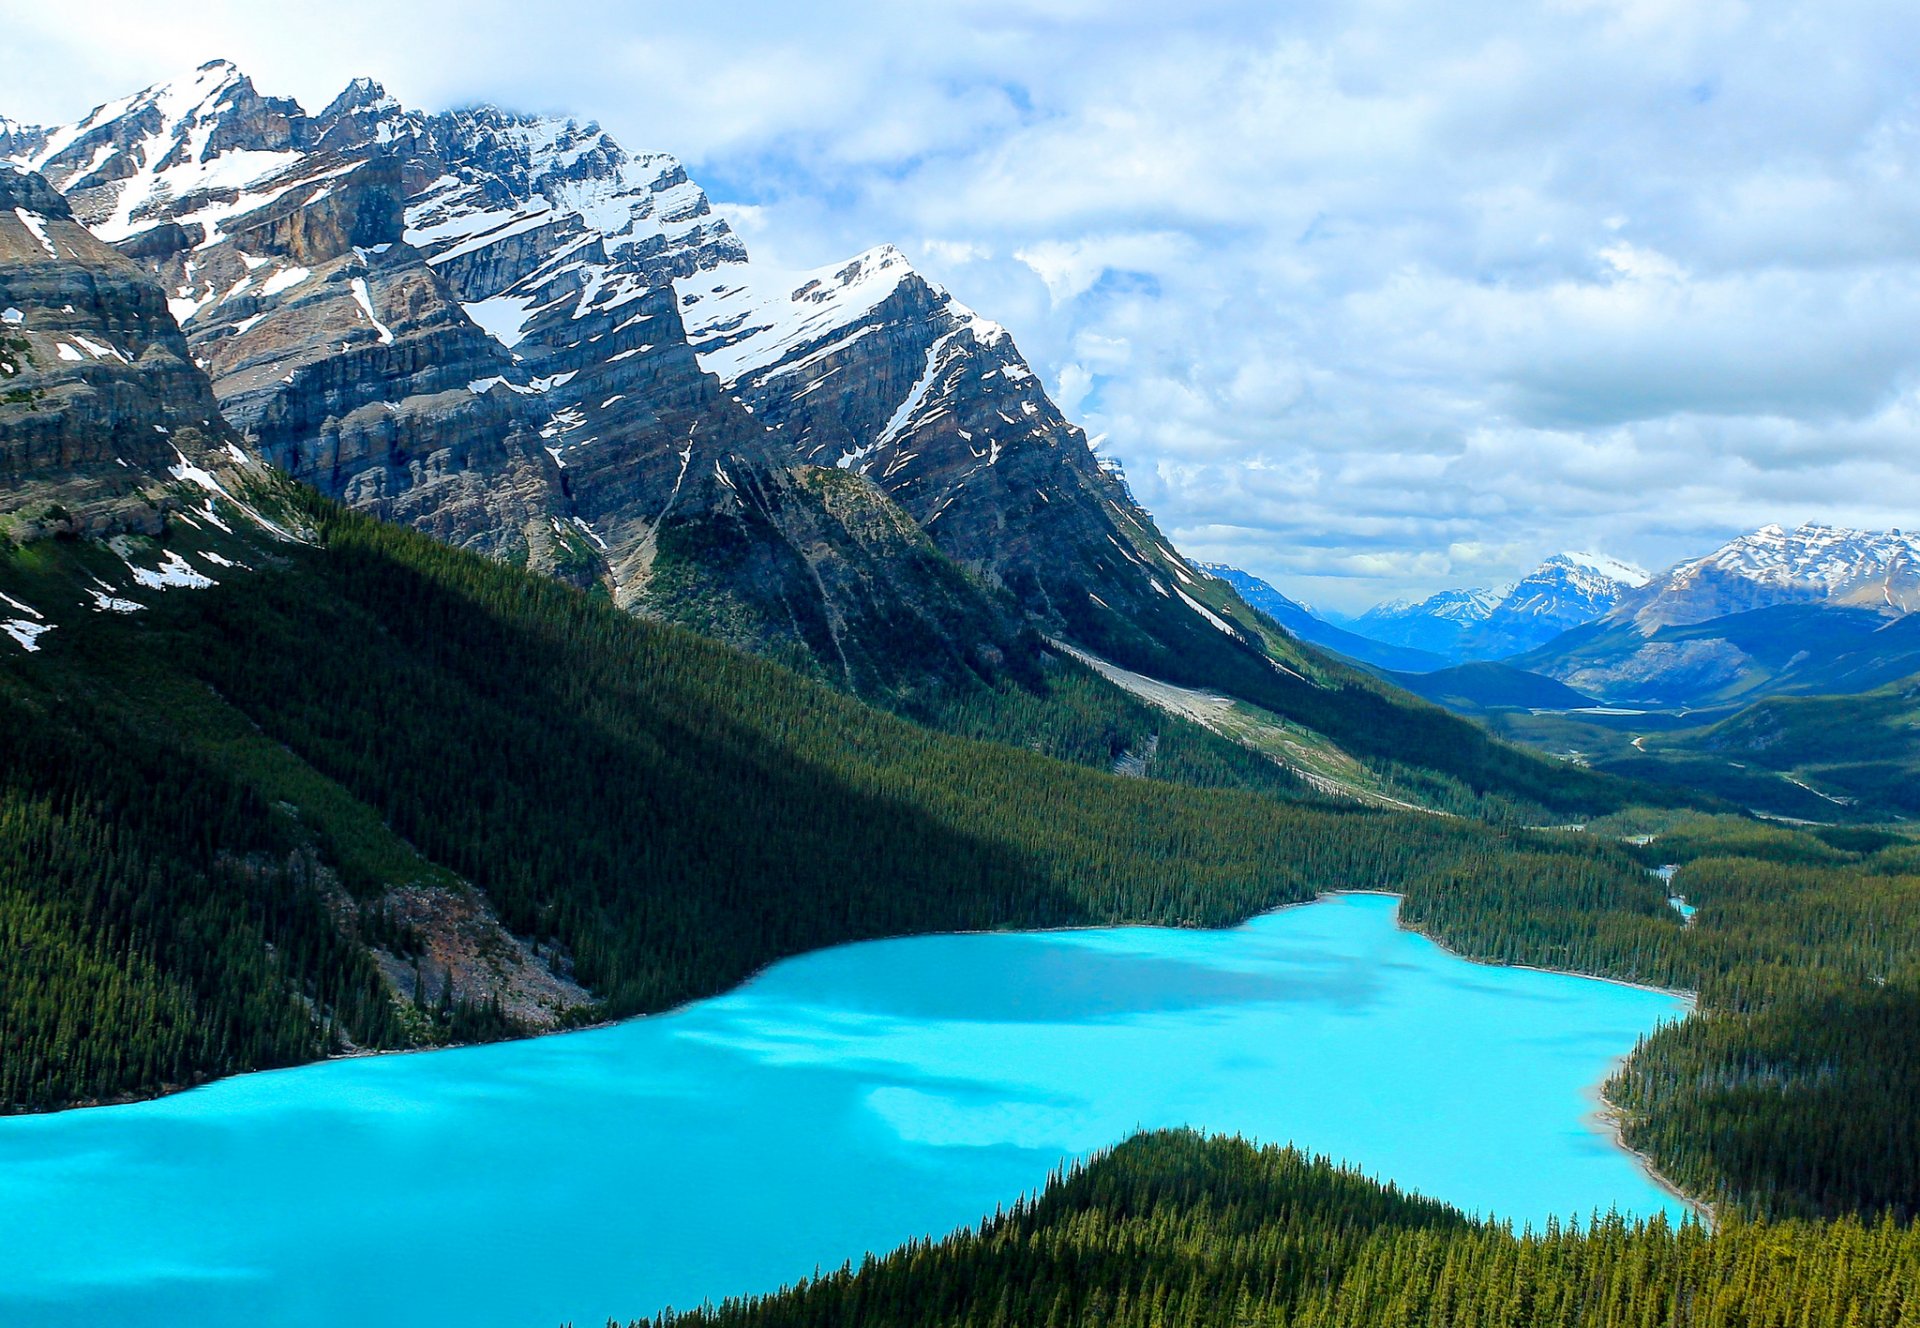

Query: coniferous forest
[[0, 492, 1644, 1110], [3, 487, 1918, 1321], [634, 1131, 1920, 1328]]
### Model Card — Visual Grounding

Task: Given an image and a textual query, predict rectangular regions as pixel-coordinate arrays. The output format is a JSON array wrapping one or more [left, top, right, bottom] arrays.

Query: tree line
[[629, 1130, 1920, 1328]]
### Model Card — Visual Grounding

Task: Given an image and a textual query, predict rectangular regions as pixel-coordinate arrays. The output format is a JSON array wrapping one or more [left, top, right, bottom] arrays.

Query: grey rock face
[[1552, 637, 1753, 703], [678, 245, 1274, 689], [13, 61, 1258, 701], [0, 166, 245, 537], [0, 119, 48, 166]]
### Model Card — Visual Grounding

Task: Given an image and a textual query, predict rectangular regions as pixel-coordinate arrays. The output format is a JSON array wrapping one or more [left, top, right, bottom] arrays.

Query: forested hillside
[[1, 485, 1676, 1113], [6, 494, 1915, 1224], [635, 1131, 1920, 1328], [1395, 812, 1920, 1218]]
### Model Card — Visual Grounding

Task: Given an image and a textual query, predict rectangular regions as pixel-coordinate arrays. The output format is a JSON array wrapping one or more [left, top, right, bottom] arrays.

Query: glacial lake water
[[0, 894, 1689, 1328]]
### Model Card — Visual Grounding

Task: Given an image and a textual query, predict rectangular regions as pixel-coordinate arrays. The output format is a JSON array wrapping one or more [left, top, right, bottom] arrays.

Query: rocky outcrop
[[1550, 637, 1753, 704], [368, 883, 591, 1030], [0, 165, 245, 537]]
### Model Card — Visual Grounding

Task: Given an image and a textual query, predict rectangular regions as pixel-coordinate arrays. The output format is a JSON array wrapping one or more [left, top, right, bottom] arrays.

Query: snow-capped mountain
[[1347, 552, 1647, 663], [1351, 586, 1505, 659], [672, 236, 1208, 660], [1610, 522, 1920, 632], [1512, 525, 1920, 707], [1477, 552, 1650, 655], [3, 60, 1260, 703]]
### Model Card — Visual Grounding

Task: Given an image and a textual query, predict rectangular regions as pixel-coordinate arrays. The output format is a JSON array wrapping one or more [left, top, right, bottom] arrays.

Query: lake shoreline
[[3, 889, 1698, 1125], [4, 891, 1716, 1222], [1586, 1086, 1715, 1227], [2, 889, 1706, 1325]]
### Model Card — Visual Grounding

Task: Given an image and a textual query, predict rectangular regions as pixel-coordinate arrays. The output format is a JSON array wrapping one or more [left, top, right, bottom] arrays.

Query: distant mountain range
[[1219, 525, 1920, 723], [1519, 524, 1920, 708], [1349, 552, 1650, 663], [1206, 552, 1647, 672], [1610, 523, 1920, 630]]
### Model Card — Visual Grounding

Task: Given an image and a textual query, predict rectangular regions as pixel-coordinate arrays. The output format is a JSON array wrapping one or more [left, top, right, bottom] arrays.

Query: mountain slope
[[7, 62, 1038, 703], [1516, 602, 1920, 708], [1603, 674, 1920, 818], [1197, 563, 1450, 671], [674, 243, 1354, 692], [1385, 661, 1600, 714]]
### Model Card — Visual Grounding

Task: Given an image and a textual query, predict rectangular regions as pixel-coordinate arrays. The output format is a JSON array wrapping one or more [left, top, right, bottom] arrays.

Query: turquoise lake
[[0, 894, 1689, 1328]]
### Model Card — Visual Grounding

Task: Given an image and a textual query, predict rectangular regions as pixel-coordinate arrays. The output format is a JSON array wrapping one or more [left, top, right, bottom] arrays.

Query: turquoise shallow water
[[0, 894, 1688, 1328]]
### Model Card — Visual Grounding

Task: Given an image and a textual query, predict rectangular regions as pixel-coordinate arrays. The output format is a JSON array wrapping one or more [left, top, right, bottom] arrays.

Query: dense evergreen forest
[[1392, 813, 1920, 1219], [4, 489, 1916, 1230], [633, 1130, 1920, 1328], [0, 491, 1663, 1113]]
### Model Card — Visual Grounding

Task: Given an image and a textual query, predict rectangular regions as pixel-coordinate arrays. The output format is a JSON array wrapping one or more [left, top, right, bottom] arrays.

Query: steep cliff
[[0, 163, 253, 539], [9, 62, 1034, 700]]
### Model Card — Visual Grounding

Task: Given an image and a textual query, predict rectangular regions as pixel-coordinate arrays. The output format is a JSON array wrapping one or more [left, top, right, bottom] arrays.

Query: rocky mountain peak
[[310, 76, 409, 153], [0, 163, 71, 218], [0, 116, 45, 160], [1359, 586, 1498, 629], [6, 59, 316, 246], [1541, 550, 1650, 588], [19, 60, 1289, 709], [322, 77, 396, 119], [1611, 521, 1920, 631], [1473, 550, 1649, 653]]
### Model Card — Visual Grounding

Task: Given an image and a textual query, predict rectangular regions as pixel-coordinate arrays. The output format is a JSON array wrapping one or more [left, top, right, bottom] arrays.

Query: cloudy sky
[[5, 0, 1917, 611]]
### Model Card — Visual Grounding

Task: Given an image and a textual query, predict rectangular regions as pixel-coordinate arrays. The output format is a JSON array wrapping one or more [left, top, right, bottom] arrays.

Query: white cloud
[[6, 0, 1920, 612]]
